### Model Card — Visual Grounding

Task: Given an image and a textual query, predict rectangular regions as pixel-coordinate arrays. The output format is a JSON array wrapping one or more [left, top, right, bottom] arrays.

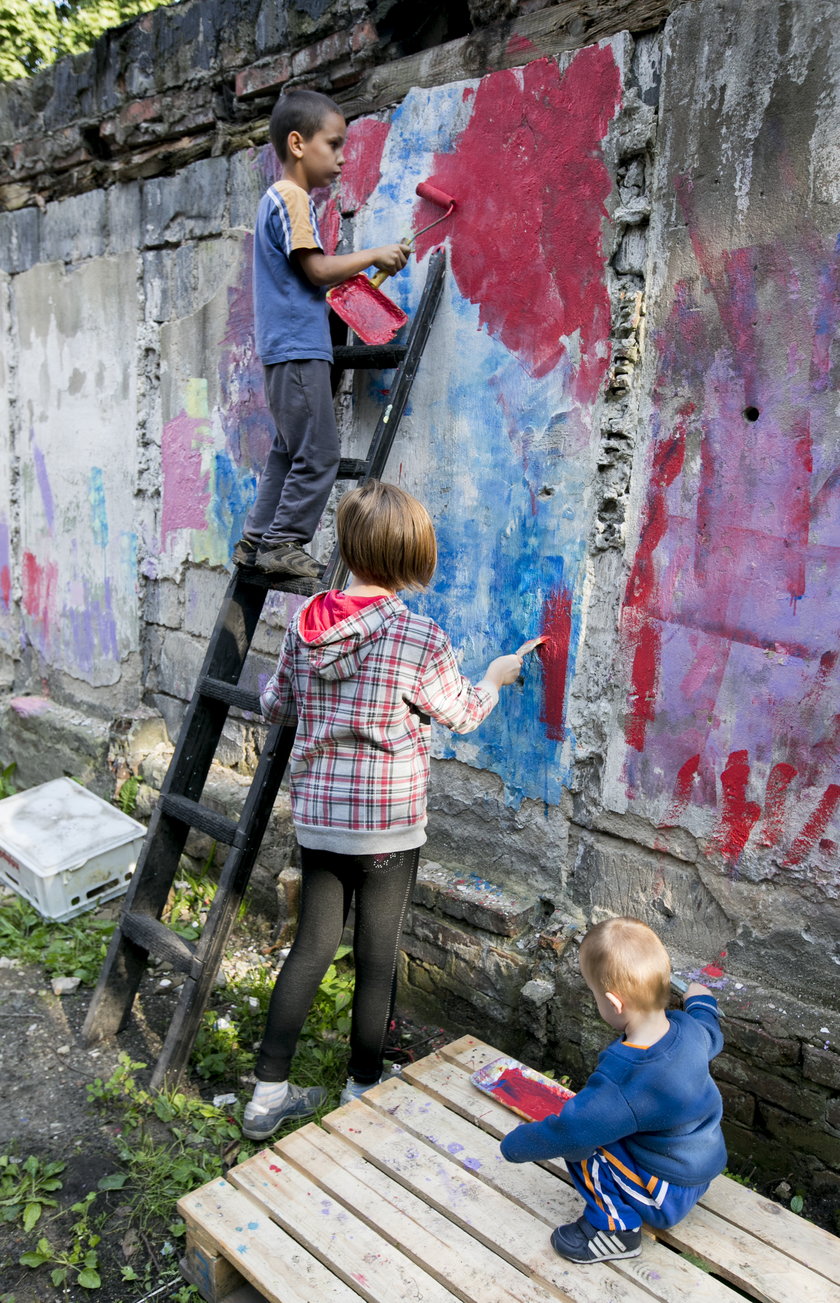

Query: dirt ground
[[0, 946, 193, 1303], [0, 901, 450, 1303]]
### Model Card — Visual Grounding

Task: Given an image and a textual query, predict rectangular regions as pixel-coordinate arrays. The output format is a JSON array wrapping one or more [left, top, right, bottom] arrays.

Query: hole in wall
[[743, 407, 760, 422]]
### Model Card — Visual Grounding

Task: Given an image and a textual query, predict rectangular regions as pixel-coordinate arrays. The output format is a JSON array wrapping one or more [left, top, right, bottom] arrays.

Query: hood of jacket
[[297, 593, 406, 681]]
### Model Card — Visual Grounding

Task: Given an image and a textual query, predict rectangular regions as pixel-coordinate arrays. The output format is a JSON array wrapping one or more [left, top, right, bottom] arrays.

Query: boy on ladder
[[232, 89, 409, 581]]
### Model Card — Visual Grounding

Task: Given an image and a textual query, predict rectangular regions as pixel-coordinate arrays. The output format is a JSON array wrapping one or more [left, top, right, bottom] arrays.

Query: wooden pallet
[[178, 1036, 840, 1303]]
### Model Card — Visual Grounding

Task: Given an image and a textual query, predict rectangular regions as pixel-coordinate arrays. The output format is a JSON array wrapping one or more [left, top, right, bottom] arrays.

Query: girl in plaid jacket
[[243, 480, 523, 1138]]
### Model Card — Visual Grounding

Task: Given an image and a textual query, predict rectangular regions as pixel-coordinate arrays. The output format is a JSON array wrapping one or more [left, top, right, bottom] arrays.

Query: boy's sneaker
[[231, 538, 258, 568], [550, 1216, 642, 1264], [255, 541, 324, 580], [241, 1083, 327, 1140], [339, 1064, 402, 1107]]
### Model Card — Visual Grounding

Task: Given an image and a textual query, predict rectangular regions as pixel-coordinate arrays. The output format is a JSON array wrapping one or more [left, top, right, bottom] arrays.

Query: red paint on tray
[[783, 783, 840, 866], [327, 275, 408, 344], [487, 1068, 572, 1122], [413, 46, 621, 390], [709, 750, 761, 862], [538, 585, 572, 741]]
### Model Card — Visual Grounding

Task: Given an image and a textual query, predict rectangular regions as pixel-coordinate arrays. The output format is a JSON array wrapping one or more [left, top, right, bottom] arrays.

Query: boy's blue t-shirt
[[500, 994, 727, 1186], [253, 180, 333, 365]]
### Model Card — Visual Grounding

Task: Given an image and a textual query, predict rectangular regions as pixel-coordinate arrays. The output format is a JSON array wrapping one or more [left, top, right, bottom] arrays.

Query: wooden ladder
[[82, 250, 446, 1089]]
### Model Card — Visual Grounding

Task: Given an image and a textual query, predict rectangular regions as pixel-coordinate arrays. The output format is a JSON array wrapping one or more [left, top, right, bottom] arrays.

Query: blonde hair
[[579, 917, 671, 1013], [337, 479, 437, 592]]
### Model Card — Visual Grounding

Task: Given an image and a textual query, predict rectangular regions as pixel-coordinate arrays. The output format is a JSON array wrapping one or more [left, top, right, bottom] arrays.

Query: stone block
[[106, 181, 142, 255], [147, 693, 186, 746], [228, 146, 275, 231], [0, 697, 112, 798], [41, 190, 106, 264], [184, 566, 230, 638], [613, 227, 648, 276], [826, 1097, 840, 1131], [142, 156, 228, 247], [145, 579, 183, 629], [520, 979, 555, 1010], [723, 1020, 800, 1067], [255, 0, 290, 56], [414, 860, 538, 936], [712, 1051, 824, 1120], [0, 206, 41, 274], [157, 630, 206, 702], [717, 1079, 755, 1128], [803, 1045, 840, 1091], [570, 830, 730, 956], [761, 1104, 840, 1167], [235, 57, 291, 101], [291, 30, 353, 78]]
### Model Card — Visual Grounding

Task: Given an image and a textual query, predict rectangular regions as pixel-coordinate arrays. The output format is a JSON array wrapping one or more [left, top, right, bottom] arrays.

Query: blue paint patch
[[236, 1244, 248, 1255], [89, 467, 109, 548], [247, 1221, 259, 1230]]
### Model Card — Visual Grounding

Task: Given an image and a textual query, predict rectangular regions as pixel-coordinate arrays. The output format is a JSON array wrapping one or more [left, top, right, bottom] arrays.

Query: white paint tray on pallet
[[0, 777, 145, 921]]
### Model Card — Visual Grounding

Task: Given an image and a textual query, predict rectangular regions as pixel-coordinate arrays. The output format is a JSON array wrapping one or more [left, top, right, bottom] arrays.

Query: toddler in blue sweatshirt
[[501, 916, 726, 1264]]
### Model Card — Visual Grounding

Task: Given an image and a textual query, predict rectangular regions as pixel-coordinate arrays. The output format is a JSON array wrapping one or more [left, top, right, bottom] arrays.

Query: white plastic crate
[[0, 777, 146, 921]]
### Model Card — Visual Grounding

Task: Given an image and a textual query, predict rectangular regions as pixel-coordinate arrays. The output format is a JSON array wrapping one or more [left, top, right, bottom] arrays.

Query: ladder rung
[[158, 794, 244, 848], [337, 458, 368, 480], [334, 344, 407, 369], [121, 911, 197, 974], [198, 676, 261, 713]]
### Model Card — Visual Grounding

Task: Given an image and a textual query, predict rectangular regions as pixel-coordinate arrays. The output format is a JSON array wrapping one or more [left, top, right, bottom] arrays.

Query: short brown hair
[[270, 89, 343, 162], [579, 917, 671, 1013], [337, 480, 437, 592]]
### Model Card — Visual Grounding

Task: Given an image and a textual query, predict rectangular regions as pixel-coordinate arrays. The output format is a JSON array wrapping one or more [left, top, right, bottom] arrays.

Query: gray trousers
[[243, 359, 339, 546]]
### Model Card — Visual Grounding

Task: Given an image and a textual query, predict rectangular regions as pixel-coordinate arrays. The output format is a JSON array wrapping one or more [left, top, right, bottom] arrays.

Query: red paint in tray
[[327, 275, 408, 344], [471, 1057, 575, 1122]]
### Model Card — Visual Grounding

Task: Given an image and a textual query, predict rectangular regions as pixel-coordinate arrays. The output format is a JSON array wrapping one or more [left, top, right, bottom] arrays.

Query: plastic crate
[[0, 777, 146, 921]]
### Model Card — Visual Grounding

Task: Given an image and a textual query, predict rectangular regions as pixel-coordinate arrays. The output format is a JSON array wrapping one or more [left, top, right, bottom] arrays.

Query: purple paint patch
[[10, 695, 50, 717], [0, 519, 10, 611], [463, 1157, 481, 1171], [447, 1142, 464, 1154], [33, 443, 55, 531], [161, 411, 210, 541]]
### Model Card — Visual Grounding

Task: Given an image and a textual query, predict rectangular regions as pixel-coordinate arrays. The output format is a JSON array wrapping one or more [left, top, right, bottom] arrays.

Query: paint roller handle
[[369, 242, 413, 288]]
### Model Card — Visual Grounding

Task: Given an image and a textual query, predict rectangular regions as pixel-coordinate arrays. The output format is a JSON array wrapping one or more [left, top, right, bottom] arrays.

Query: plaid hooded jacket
[[260, 593, 498, 853]]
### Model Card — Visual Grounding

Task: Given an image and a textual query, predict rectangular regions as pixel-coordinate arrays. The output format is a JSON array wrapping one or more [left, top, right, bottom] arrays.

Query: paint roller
[[369, 181, 456, 288]]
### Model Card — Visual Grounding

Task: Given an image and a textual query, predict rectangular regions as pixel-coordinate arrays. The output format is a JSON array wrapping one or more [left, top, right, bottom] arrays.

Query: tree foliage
[[0, 0, 175, 81]]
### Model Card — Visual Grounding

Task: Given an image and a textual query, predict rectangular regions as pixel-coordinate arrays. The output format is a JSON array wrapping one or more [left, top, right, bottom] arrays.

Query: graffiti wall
[[12, 257, 141, 700], [603, 0, 840, 898]]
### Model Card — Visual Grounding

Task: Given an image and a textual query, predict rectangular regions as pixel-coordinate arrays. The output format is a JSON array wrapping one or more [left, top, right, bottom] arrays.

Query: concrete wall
[[0, 0, 838, 1203]]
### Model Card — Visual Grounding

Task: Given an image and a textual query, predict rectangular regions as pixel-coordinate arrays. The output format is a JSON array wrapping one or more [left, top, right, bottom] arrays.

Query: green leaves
[[0, 1, 175, 81], [0, 1152, 65, 1230]]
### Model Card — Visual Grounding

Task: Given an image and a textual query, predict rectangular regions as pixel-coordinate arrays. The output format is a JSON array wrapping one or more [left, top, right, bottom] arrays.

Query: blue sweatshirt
[[500, 994, 726, 1186]]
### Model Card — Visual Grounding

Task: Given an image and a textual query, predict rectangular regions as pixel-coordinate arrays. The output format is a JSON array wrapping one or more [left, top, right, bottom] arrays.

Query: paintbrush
[[516, 635, 547, 656]]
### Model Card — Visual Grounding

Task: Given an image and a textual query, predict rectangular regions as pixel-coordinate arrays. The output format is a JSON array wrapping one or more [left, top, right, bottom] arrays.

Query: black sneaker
[[255, 541, 324, 580], [232, 538, 258, 568], [550, 1216, 642, 1264]]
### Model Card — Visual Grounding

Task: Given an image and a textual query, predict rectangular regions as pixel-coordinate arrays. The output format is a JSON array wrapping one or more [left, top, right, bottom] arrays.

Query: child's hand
[[685, 981, 713, 999], [484, 653, 524, 688], [371, 243, 411, 275]]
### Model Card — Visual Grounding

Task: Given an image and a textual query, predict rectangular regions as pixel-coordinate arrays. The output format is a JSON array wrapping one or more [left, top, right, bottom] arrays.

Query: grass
[[0, 864, 358, 1302]]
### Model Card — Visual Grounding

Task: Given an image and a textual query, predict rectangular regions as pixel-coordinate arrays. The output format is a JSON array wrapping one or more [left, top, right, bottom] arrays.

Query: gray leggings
[[243, 359, 339, 546], [255, 846, 419, 1085]]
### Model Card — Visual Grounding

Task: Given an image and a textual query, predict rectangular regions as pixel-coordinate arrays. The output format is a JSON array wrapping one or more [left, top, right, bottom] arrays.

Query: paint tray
[[471, 1056, 575, 1122], [0, 777, 145, 921], [327, 274, 408, 344]]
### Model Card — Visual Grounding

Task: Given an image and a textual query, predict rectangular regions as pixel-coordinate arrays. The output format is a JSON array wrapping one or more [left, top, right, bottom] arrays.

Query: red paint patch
[[314, 193, 340, 255], [340, 118, 391, 213], [783, 784, 840, 866], [0, 565, 9, 609], [756, 762, 797, 847], [506, 34, 537, 56], [22, 551, 57, 626], [414, 48, 622, 388], [268, 1164, 282, 1172], [709, 750, 761, 863], [621, 412, 691, 750], [701, 964, 725, 979], [486, 1067, 573, 1122], [538, 585, 572, 741], [661, 753, 701, 826]]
